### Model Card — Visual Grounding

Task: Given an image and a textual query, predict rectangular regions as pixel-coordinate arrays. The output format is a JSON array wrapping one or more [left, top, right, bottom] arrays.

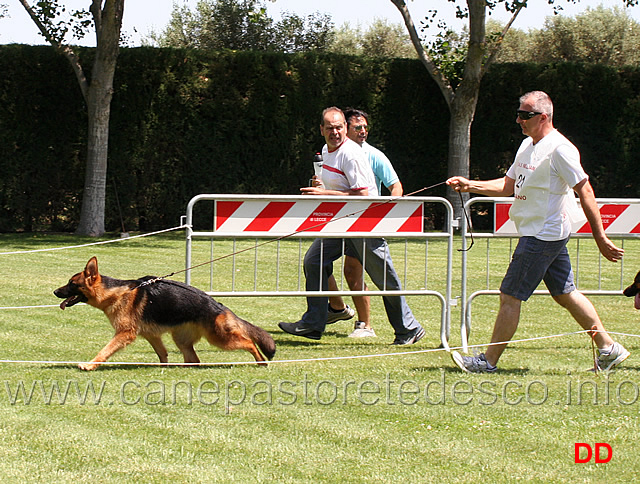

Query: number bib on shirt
[[509, 156, 551, 237]]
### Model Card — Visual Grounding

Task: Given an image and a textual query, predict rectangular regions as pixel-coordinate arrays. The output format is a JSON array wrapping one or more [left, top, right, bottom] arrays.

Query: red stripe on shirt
[[323, 165, 346, 177]]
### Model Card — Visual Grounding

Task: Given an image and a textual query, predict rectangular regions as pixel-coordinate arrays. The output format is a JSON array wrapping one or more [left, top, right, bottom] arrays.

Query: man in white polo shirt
[[278, 107, 424, 345], [326, 108, 404, 338]]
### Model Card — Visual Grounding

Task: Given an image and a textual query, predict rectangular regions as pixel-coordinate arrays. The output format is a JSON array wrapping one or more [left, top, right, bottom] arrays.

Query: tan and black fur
[[624, 270, 640, 310], [54, 257, 275, 370]]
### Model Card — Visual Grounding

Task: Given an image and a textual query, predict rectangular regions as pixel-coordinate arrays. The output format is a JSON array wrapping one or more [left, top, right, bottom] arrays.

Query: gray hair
[[520, 91, 554, 120]]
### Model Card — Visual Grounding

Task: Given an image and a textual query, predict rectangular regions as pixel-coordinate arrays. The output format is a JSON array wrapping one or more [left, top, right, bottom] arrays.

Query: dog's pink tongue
[[60, 298, 70, 310], [635, 293, 640, 310]]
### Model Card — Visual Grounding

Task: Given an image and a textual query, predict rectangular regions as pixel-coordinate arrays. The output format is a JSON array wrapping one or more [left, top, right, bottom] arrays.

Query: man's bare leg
[[485, 292, 522, 367], [344, 256, 371, 328], [553, 290, 614, 349], [327, 275, 348, 311]]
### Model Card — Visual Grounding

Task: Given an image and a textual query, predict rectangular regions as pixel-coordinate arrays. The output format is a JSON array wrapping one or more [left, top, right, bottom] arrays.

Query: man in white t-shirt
[[446, 91, 629, 373], [278, 107, 424, 345], [326, 108, 403, 338]]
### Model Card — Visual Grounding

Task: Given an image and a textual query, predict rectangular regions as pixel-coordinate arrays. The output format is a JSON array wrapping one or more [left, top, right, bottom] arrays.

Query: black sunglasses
[[516, 110, 543, 120]]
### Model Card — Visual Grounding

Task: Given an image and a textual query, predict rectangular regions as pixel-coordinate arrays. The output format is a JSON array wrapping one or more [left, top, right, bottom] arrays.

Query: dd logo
[[574, 443, 612, 464]]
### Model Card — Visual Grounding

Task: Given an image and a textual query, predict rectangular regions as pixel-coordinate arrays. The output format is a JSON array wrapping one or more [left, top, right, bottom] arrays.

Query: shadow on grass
[[272, 328, 351, 346], [410, 365, 531, 376]]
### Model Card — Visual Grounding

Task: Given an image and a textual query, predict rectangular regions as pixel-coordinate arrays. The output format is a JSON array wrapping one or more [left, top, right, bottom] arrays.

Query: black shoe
[[278, 321, 322, 340], [392, 326, 425, 345]]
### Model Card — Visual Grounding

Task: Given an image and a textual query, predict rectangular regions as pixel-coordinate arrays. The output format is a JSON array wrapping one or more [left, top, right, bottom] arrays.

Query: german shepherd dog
[[54, 257, 276, 370], [624, 270, 640, 310]]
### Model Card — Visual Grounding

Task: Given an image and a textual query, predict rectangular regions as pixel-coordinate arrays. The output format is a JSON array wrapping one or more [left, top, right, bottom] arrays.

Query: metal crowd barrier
[[185, 194, 455, 348], [460, 197, 640, 352]]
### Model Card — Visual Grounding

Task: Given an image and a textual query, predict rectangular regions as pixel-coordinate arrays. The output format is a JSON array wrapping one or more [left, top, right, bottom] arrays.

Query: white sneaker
[[597, 342, 630, 371], [348, 321, 376, 338]]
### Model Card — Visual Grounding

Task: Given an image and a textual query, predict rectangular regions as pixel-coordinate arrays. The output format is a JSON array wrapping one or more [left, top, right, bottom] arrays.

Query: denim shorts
[[500, 236, 575, 301]]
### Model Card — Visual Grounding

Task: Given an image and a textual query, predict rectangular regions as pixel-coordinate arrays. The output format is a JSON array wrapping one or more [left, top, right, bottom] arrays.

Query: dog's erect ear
[[84, 257, 99, 282], [623, 271, 640, 298], [623, 284, 639, 298], [622, 271, 640, 310]]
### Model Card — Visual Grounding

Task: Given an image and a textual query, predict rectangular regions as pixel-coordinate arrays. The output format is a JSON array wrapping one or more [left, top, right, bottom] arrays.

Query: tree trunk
[[75, 0, 124, 236], [390, 0, 526, 223], [18, 0, 124, 236], [447, 98, 475, 219], [445, 0, 485, 220], [76, 83, 111, 236]]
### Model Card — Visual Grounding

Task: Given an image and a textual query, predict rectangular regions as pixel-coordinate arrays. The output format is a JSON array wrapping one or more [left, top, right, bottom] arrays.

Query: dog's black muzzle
[[54, 284, 88, 309]]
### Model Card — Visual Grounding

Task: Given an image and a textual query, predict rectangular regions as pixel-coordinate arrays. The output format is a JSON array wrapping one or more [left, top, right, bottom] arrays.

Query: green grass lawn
[[1, 232, 639, 482]]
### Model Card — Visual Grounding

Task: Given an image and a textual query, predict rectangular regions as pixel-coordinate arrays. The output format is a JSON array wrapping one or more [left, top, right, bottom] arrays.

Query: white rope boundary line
[[0, 329, 634, 367], [0, 304, 63, 310], [0, 225, 187, 255]]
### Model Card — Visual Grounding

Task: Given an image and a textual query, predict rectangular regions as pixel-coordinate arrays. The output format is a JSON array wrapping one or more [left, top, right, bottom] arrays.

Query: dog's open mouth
[[59, 295, 85, 310], [635, 292, 640, 310]]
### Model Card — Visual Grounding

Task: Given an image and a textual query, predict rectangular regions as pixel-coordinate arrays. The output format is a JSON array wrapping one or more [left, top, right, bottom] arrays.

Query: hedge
[[0, 45, 638, 232]]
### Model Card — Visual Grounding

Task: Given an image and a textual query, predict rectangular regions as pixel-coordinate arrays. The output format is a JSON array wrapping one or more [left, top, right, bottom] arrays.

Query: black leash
[[457, 190, 474, 252], [136, 180, 473, 288]]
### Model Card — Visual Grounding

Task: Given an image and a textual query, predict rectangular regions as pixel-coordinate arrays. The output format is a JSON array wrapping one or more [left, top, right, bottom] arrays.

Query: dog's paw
[[78, 362, 100, 371]]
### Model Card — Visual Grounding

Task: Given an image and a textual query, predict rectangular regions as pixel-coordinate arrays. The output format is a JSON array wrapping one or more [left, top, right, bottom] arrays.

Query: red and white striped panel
[[495, 202, 640, 235], [215, 199, 424, 235]]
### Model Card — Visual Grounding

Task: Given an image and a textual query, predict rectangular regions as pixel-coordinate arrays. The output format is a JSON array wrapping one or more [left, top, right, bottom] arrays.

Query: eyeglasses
[[353, 125, 370, 132], [516, 110, 542, 120]]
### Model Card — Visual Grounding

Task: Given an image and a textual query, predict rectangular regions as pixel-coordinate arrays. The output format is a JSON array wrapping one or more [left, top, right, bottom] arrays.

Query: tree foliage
[[425, 6, 640, 76], [494, 6, 640, 67], [152, 0, 416, 58], [533, 6, 640, 66], [329, 19, 416, 58], [152, 0, 335, 52], [425, 28, 467, 86]]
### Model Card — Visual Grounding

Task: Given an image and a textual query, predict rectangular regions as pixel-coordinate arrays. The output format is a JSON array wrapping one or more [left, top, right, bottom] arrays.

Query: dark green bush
[[0, 45, 638, 232]]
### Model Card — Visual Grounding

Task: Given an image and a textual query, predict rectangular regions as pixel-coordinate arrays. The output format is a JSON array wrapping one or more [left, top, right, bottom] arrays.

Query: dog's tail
[[243, 320, 276, 361]]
